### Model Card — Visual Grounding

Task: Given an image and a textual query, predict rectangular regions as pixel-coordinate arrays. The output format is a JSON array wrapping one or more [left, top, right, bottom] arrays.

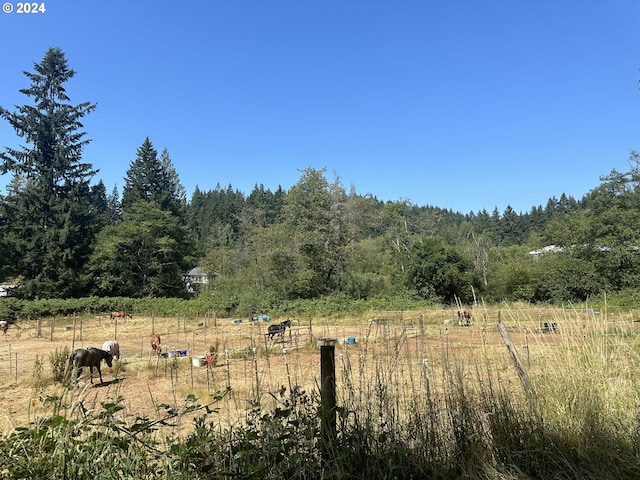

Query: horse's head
[[104, 351, 113, 368]]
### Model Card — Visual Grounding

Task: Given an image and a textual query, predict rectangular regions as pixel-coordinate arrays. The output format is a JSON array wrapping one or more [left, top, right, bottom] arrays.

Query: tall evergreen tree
[[0, 48, 97, 298], [187, 184, 245, 253], [243, 183, 284, 229], [160, 147, 186, 214], [106, 184, 122, 225], [91, 139, 193, 297], [89, 180, 110, 232], [122, 138, 184, 215]]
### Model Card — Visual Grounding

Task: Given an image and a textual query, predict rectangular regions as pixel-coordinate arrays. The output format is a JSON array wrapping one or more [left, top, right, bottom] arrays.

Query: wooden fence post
[[497, 321, 539, 415], [225, 347, 231, 391], [72, 318, 76, 351], [319, 338, 336, 461]]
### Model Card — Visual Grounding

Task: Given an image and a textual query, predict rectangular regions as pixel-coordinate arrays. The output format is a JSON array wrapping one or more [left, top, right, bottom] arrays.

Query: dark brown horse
[[150, 334, 162, 356], [69, 348, 113, 384], [110, 311, 132, 320], [266, 320, 292, 341]]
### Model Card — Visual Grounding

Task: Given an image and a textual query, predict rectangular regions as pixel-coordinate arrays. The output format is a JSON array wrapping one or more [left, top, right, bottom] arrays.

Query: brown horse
[[457, 309, 472, 326], [110, 311, 132, 320], [150, 334, 162, 356]]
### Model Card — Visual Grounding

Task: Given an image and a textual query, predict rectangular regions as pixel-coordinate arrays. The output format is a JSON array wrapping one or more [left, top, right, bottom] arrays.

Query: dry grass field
[[0, 304, 637, 439]]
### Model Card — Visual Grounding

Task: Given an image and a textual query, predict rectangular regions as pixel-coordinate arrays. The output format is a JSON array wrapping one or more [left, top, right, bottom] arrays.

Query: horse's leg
[[97, 366, 103, 384]]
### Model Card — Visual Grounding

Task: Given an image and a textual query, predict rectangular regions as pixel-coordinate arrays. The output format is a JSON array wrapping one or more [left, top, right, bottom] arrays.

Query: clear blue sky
[[1, 1, 639, 214]]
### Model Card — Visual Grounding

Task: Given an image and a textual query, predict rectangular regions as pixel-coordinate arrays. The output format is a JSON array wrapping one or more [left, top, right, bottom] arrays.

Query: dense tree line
[[0, 48, 637, 309]]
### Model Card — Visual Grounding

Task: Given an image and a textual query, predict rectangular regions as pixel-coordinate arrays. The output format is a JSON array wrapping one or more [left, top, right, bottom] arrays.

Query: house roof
[[528, 245, 564, 256], [187, 267, 207, 276]]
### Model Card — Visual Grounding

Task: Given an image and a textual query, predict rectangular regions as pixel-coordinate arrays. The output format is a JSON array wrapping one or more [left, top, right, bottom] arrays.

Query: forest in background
[[2, 47, 640, 314]]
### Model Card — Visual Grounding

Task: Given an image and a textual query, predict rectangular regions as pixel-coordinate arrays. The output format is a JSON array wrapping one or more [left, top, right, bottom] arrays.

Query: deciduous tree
[[89, 201, 193, 297], [405, 237, 480, 303]]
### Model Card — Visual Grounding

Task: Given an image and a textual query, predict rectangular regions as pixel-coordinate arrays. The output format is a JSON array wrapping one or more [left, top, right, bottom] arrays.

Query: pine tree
[[106, 184, 122, 225], [160, 147, 186, 214], [91, 138, 193, 297], [122, 138, 185, 215], [0, 48, 97, 298]]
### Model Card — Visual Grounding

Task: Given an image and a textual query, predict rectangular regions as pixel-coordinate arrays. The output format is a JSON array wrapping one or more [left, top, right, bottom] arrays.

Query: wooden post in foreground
[[497, 321, 539, 414], [318, 338, 336, 461]]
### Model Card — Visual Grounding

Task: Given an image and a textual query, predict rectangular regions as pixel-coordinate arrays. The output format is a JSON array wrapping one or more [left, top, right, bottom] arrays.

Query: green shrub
[[49, 346, 70, 382]]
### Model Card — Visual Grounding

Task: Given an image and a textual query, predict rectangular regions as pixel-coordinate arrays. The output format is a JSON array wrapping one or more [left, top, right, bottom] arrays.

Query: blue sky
[[1, 1, 639, 214]]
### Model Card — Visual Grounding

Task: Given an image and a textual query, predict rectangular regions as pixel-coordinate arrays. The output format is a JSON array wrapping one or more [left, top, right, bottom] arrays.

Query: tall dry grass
[[0, 305, 638, 478]]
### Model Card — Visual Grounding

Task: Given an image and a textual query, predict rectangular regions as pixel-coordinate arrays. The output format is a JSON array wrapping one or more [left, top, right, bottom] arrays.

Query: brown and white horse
[[102, 340, 120, 360]]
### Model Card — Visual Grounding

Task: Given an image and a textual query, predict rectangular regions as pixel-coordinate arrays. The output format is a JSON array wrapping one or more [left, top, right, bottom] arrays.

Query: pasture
[[0, 303, 638, 448]]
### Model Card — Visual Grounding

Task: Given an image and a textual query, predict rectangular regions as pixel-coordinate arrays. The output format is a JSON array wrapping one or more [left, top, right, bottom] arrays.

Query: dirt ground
[[0, 314, 392, 434], [0, 308, 626, 436]]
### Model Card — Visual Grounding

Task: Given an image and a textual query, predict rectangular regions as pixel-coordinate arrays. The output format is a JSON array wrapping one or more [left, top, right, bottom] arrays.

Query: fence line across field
[[1, 309, 637, 384]]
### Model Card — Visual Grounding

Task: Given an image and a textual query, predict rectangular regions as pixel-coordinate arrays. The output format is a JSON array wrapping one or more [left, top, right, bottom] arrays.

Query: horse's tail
[[69, 351, 76, 365]]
